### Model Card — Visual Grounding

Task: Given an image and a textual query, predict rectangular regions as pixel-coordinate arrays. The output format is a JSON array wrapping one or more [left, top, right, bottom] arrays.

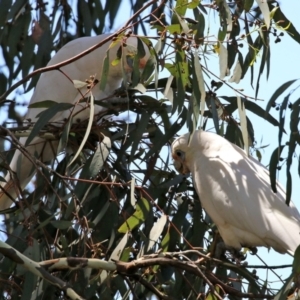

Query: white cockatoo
[[0, 33, 151, 210], [171, 130, 300, 255]]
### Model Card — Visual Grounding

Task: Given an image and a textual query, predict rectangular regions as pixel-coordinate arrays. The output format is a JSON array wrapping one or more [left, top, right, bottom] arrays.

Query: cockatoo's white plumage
[[171, 130, 300, 255], [0, 34, 150, 209]]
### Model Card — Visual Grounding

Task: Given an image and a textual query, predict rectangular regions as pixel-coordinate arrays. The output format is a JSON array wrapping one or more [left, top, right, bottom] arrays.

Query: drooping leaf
[[67, 93, 95, 167], [109, 232, 129, 262], [228, 59, 242, 83], [269, 145, 285, 193], [146, 214, 168, 251], [255, 0, 270, 29], [237, 95, 249, 155], [193, 8, 205, 45], [265, 79, 299, 115], [244, 0, 254, 12], [278, 94, 289, 146], [206, 94, 220, 134], [28, 100, 59, 109], [50, 220, 73, 229], [220, 96, 281, 128], [192, 50, 206, 126], [26, 102, 74, 146], [219, 42, 228, 79], [99, 50, 110, 91], [272, 4, 300, 45], [255, 39, 269, 99]]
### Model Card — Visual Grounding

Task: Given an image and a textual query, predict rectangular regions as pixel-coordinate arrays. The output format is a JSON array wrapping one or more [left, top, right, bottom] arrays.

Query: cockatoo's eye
[[176, 150, 184, 159]]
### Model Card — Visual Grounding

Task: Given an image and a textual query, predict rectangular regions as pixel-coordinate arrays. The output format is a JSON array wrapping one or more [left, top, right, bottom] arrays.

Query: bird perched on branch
[[171, 130, 300, 256], [0, 33, 151, 210]]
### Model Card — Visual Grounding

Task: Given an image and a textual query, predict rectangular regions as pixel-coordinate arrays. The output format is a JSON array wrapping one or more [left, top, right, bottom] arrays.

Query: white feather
[[172, 130, 300, 255]]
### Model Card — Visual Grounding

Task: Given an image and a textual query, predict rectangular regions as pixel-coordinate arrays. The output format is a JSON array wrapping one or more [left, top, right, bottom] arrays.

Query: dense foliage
[[0, 0, 300, 299]]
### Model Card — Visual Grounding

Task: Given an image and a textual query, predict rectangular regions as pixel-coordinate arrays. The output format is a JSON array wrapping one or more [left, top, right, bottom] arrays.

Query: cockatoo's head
[[113, 36, 152, 76], [171, 133, 191, 175]]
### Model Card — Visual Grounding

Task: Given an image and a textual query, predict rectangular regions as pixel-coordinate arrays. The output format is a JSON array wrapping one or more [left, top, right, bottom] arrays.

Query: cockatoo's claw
[[249, 247, 258, 255], [214, 241, 246, 262], [113, 86, 130, 98]]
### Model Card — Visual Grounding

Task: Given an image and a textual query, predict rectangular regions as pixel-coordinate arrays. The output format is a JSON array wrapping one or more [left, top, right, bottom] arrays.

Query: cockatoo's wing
[[172, 130, 300, 255], [0, 34, 150, 210], [27, 34, 150, 122]]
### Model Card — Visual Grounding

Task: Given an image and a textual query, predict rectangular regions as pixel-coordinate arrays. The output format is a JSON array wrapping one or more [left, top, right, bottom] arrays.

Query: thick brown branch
[[115, 258, 275, 299]]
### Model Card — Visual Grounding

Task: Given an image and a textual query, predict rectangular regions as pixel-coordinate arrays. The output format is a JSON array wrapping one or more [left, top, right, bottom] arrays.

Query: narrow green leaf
[[21, 272, 37, 300], [237, 95, 249, 154], [192, 50, 206, 126], [161, 228, 170, 252], [278, 94, 289, 147], [223, 0, 232, 39], [219, 42, 228, 79], [26, 102, 74, 146], [225, 122, 244, 149], [244, 0, 254, 12], [0, 0, 12, 29], [207, 94, 220, 134], [130, 112, 150, 163], [255, 0, 270, 29], [272, 4, 300, 45], [188, 0, 200, 9], [50, 220, 72, 229], [147, 214, 168, 251], [269, 145, 285, 193], [188, 93, 200, 133], [218, 27, 226, 42], [99, 50, 110, 91], [92, 200, 110, 226], [286, 133, 296, 206], [28, 100, 58, 109], [255, 42, 269, 99], [193, 8, 205, 45], [144, 106, 187, 160], [167, 24, 181, 34], [118, 197, 150, 233], [168, 200, 188, 251], [85, 136, 111, 178], [109, 232, 129, 261], [221, 96, 281, 128], [67, 93, 95, 167], [228, 60, 242, 83], [57, 117, 72, 154], [174, 0, 188, 16], [265, 79, 299, 114], [74, 135, 111, 200], [174, 10, 190, 35], [131, 38, 145, 87], [130, 178, 136, 207]]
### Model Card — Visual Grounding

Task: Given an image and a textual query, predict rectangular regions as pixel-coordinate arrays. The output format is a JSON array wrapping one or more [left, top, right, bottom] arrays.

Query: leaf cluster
[[0, 0, 300, 299]]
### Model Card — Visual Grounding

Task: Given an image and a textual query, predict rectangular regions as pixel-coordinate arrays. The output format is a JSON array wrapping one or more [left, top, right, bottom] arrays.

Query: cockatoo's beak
[[172, 150, 190, 174]]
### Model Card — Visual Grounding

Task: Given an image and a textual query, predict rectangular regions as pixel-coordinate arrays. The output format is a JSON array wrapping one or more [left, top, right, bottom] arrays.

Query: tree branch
[[0, 243, 277, 300]]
